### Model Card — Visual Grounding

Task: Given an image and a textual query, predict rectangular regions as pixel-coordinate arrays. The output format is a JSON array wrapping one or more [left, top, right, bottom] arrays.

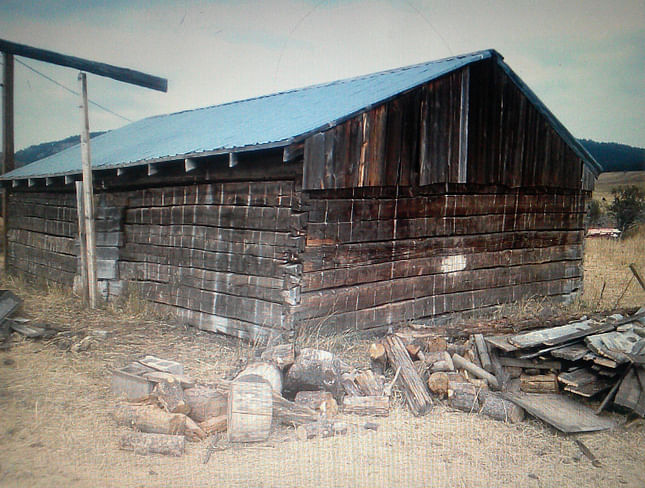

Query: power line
[[14, 58, 133, 122]]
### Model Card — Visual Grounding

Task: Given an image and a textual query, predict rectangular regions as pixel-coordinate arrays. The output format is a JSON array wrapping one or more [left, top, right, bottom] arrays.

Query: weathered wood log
[[488, 347, 511, 391], [143, 371, 195, 389], [260, 344, 296, 370], [452, 353, 500, 390], [227, 376, 273, 443], [113, 404, 186, 435], [406, 343, 422, 359], [294, 391, 338, 416], [119, 432, 185, 457], [520, 373, 559, 393], [354, 370, 384, 396], [199, 415, 227, 435], [383, 335, 432, 416], [427, 372, 449, 397], [343, 396, 389, 417], [153, 378, 190, 414], [272, 393, 321, 426], [184, 386, 227, 423], [425, 334, 447, 353], [284, 348, 351, 399], [480, 393, 525, 423], [295, 421, 348, 441], [369, 342, 387, 375], [184, 416, 207, 441], [447, 381, 481, 412], [340, 372, 363, 397], [236, 361, 283, 393], [474, 334, 493, 373]]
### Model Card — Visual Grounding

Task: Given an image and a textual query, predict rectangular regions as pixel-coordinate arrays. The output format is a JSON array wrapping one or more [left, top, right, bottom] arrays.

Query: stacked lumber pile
[[485, 307, 645, 418]]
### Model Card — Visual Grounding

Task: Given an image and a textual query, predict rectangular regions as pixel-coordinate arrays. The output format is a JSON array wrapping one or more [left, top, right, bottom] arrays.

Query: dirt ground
[[1, 232, 644, 487]]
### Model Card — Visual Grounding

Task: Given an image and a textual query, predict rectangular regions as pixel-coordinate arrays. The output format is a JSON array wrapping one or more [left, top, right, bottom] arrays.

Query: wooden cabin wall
[[302, 59, 588, 192], [6, 191, 78, 285], [291, 185, 586, 333], [115, 180, 302, 342]]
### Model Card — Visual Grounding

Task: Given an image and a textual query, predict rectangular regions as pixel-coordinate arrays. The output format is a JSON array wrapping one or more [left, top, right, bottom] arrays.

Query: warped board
[[509, 319, 595, 348], [503, 392, 616, 433]]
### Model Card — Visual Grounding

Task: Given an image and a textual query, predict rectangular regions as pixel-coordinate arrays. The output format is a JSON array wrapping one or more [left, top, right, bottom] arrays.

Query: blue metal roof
[[2, 49, 599, 180]]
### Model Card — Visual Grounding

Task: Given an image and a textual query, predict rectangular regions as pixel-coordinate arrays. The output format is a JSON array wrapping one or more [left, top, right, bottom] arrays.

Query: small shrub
[[587, 199, 603, 227], [608, 185, 645, 235]]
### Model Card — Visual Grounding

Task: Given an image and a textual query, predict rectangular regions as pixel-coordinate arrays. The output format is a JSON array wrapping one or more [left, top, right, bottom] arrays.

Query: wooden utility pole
[[74, 181, 89, 302], [1, 52, 14, 269], [78, 73, 98, 307]]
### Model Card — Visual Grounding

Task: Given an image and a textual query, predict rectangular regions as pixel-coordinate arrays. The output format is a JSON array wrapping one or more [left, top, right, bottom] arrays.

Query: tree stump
[[227, 376, 273, 443]]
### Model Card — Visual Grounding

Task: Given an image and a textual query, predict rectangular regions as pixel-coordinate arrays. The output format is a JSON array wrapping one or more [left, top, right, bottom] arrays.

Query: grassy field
[[593, 171, 645, 202], [0, 179, 644, 487]]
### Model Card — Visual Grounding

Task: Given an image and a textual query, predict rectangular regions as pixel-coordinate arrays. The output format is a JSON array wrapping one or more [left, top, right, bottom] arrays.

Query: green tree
[[608, 186, 645, 234]]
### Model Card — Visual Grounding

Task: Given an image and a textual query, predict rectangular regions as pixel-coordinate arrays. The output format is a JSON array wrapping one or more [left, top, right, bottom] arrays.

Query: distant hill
[[578, 139, 645, 172], [6, 132, 644, 173], [12, 131, 107, 167]]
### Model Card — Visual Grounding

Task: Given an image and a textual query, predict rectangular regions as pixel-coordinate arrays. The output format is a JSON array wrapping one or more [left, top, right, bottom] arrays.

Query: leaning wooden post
[[74, 181, 89, 303], [78, 72, 98, 308], [1, 52, 14, 270]]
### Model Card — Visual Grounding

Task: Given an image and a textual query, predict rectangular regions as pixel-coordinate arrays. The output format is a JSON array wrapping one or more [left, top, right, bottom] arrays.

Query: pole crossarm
[[0, 38, 167, 92]]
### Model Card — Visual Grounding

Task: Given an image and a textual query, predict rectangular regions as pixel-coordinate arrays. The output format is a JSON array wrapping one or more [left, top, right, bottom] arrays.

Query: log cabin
[[0, 49, 601, 342]]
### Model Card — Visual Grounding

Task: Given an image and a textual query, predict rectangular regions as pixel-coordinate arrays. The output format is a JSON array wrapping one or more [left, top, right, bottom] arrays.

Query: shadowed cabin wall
[[294, 58, 591, 333]]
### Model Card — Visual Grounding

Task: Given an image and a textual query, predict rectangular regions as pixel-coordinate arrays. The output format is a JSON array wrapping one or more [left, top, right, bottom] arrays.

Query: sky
[[1, 0, 644, 152]]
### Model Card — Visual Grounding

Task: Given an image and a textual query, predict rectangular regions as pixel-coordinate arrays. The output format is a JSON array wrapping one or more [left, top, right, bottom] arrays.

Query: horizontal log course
[[8, 201, 78, 222], [120, 243, 286, 278], [119, 262, 285, 303], [8, 241, 78, 274], [7, 257, 76, 285], [9, 215, 77, 238], [294, 261, 581, 321], [129, 281, 285, 327], [306, 212, 583, 244], [295, 277, 582, 332], [302, 231, 582, 273], [125, 180, 295, 209], [306, 192, 586, 224], [7, 229, 77, 256], [124, 204, 295, 232], [125, 224, 301, 251], [153, 303, 287, 343]]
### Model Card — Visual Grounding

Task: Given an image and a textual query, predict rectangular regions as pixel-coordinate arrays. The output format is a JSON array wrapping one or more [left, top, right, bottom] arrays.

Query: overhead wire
[[14, 58, 133, 122]]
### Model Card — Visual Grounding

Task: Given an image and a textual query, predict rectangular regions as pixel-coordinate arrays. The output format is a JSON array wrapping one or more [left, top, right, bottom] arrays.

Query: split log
[[474, 334, 493, 373], [284, 348, 351, 399], [295, 421, 348, 441], [520, 373, 559, 393], [153, 378, 190, 414], [447, 381, 481, 412], [227, 376, 273, 443], [199, 415, 227, 435], [184, 416, 207, 441], [406, 343, 422, 359], [354, 370, 384, 396], [488, 347, 511, 391], [427, 372, 449, 397], [236, 361, 283, 394], [480, 393, 525, 423], [260, 343, 296, 370], [343, 396, 389, 417], [452, 353, 500, 390], [383, 335, 432, 416], [184, 386, 227, 423], [119, 432, 185, 457], [113, 404, 186, 435], [294, 391, 338, 416], [273, 393, 320, 426], [340, 372, 363, 397], [369, 342, 387, 375]]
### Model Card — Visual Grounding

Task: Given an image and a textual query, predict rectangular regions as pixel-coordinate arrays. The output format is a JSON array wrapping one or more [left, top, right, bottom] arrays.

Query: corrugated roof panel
[[3, 50, 492, 179]]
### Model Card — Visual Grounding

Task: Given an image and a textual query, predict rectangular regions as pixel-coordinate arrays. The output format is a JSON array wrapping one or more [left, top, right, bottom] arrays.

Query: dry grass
[[1, 232, 645, 487], [593, 171, 645, 202]]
